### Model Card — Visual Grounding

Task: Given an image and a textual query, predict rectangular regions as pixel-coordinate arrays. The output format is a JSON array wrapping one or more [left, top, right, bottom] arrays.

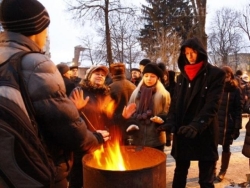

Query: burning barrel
[[82, 146, 166, 188]]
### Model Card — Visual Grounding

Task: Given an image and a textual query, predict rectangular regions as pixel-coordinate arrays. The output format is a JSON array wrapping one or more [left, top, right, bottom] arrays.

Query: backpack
[[0, 51, 56, 188]]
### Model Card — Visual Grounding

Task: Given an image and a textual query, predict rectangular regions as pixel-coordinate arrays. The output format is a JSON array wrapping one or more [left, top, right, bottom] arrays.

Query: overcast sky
[[40, 0, 249, 64]]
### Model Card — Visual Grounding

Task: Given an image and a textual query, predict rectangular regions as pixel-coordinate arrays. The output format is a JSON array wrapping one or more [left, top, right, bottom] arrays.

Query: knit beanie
[[56, 63, 70, 75], [143, 63, 163, 78], [0, 0, 50, 36], [84, 65, 109, 80], [131, 68, 141, 73], [110, 63, 125, 76], [139, 59, 151, 66]]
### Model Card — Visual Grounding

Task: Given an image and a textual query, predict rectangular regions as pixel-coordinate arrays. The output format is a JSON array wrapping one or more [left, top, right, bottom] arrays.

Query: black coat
[[218, 81, 243, 146], [166, 37, 225, 161]]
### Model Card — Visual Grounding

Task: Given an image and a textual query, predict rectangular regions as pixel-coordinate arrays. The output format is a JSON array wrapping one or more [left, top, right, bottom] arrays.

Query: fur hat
[[85, 65, 109, 80], [242, 74, 249, 82], [0, 0, 50, 36], [221, 66, 234, 79], [56, 63, 70, 75], [143, 63, 163, 78], [131, 68, 141, 73], [139, 59, 151, 66], [110, 63, 125, 76]]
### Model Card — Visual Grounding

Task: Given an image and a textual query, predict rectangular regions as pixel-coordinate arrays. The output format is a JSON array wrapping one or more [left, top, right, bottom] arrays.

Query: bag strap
[[8, 51, 41, 132]]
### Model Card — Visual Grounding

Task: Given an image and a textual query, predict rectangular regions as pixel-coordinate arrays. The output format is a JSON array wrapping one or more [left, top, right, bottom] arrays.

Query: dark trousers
[[172, 160, 216, 188]]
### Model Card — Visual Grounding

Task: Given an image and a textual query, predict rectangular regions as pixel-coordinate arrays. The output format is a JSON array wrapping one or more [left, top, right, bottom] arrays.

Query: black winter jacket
[[218, 81, 243, 146], [165, 37, 225, 161]]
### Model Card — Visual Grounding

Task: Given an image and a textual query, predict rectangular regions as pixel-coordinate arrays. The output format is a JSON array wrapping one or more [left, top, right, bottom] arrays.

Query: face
[[71, 68, 78, 77], [225, 73, 231, 82], [184, 47, 198, 64], [28, 28, 48, 49], [89, 70, 106, 86], [163, 74, 168, 81], [63, 70, 71, 79], [139, 65, 145, 72], [131, 70, 141, 79], [143, 73, 158, 87]]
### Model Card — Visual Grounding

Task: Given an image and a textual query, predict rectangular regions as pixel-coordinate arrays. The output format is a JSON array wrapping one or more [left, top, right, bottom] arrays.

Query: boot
[[216, 152, 231, 182]]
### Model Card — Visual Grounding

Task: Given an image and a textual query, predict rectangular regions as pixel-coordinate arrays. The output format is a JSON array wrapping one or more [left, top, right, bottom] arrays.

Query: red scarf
[[184, 62, 204, 81]]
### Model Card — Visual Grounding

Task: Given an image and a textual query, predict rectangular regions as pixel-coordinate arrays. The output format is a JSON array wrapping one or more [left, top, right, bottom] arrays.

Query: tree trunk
[[105, 0, 113, 67]]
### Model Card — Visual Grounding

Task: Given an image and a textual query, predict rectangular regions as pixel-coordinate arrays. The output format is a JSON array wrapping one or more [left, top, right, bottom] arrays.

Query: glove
[[232, 129, 240, 140], [156, 123, 172, 133], [177, 125, 198, 138], [126, 124, 139, 132], [150, 116, 164, 124]]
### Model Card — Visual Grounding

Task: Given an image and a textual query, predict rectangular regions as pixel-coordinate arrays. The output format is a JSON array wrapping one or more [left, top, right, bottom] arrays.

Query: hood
[[178, 37, 208, 73]]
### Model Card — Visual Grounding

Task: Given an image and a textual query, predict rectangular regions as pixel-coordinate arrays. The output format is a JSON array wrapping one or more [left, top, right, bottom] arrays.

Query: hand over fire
[[150, 116, 164, 124], [69, 87, 90, 110], [96, 130, 110, 142], [126, 124, 139, 132], [122, 103, 136, 119]]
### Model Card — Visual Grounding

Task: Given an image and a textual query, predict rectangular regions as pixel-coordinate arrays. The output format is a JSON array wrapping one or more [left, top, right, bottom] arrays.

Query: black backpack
[[0, 51, 56, 188]]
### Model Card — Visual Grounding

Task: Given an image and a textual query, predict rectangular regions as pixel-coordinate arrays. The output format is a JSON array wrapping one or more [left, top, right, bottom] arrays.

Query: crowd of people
[[1, 0, 250, 188]]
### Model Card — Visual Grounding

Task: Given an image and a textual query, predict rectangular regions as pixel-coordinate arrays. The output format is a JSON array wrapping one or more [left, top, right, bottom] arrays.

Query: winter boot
[[216, 152, 231, 182]]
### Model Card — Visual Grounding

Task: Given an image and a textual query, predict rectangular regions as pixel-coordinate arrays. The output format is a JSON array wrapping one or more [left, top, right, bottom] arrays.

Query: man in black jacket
[[158, 37, 225, 188]]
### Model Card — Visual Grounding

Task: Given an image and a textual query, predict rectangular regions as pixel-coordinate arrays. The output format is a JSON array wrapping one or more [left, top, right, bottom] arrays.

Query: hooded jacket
[[166, 37, 225, 160]]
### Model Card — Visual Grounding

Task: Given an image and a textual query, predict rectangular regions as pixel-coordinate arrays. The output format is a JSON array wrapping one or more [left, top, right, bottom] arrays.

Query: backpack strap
[[8, 51, 41, 132]]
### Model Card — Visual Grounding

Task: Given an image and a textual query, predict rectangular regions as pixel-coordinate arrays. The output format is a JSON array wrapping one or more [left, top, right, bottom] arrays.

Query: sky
[[40, 0, 249, 64]]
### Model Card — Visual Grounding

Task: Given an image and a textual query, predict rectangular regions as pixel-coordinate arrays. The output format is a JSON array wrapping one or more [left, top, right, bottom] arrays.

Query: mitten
[[232, 129, 240, 140], [126, 124, 139, 132], [177, 125, 198, 138]]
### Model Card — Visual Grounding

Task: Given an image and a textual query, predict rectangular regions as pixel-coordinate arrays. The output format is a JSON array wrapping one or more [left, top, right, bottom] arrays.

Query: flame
[[93, 132, 126, 171], [102, 97, 116, 118]]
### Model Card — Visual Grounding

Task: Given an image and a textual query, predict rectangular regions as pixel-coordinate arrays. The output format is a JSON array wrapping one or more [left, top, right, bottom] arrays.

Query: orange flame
[[93, 132, 126, 171], [103, 97, 116, 118]]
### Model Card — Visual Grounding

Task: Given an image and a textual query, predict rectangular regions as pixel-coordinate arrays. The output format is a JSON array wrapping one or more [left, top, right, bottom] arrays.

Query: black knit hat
[[143, 63, 163, 78], [131, 68, 141, 73], [56, 63, 70, 75], [139, 59, 151, 66], [0, 0, 50, 36]]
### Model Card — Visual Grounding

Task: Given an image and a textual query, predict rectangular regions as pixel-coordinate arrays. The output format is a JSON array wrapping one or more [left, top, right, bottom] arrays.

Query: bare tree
[[145, 28, 181, 71], [208, 8, 244, 67], [190, 0, 207, 48], [238, 4, 250, 42], [79, 35, 107, 65], [109, 11, 143, 68], [66, 0, 134, 67]]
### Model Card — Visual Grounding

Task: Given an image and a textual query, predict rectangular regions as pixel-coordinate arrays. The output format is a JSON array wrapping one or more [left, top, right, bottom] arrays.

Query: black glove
[[156, 123, 172, 133], [177, 125, 198, 138], [232, 129, 240, 140]]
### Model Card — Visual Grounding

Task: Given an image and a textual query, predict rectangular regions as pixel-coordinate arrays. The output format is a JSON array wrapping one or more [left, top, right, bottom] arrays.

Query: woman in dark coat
[[158, 37, 225, 188], [215, 66, 243, 182]]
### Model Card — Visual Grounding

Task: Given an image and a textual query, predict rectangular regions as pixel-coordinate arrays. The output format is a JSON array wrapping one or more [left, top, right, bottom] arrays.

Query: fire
[[102, 96, 116, 118], [93, 132, 127, 171]]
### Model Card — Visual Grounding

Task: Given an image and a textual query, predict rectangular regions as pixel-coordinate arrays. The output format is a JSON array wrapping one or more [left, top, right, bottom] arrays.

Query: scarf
[[184, 61, 204, 81]]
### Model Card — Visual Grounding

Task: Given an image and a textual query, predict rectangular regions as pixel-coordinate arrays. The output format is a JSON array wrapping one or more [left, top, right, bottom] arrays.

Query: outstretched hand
[[122, 103, 136, 119], [96, 130, 110, 142], [69, 88, 89, 110]]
